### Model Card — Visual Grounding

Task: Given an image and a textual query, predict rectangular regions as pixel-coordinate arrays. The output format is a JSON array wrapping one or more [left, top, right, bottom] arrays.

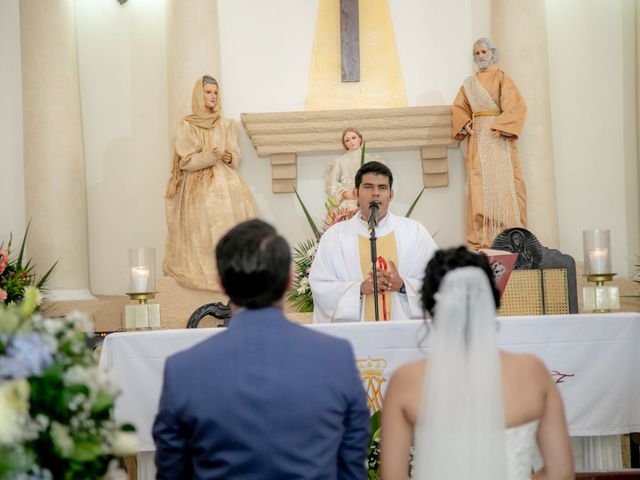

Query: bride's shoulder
[[502, 351, 550, 379], [388, 360, 426, 387]]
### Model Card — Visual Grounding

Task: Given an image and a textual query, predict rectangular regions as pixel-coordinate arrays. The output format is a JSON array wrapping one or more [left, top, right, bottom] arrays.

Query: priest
[[309, 162, 437, 323]]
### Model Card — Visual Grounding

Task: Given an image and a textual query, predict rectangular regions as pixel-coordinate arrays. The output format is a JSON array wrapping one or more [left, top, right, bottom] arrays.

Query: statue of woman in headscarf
[[164, 75, 258, 291]]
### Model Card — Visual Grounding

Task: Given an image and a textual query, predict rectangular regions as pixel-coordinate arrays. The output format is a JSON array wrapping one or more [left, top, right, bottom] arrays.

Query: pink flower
[[0, 249, 8, 275], [0, 289, 7, 302]]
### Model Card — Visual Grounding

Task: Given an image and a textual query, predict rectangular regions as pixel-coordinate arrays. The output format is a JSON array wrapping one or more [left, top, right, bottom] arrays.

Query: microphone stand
[[368, 209, 380, 322]]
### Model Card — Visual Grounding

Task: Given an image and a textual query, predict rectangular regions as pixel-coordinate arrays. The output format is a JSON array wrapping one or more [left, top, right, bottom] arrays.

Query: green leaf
[[360, 141, 366, 166], [36, 259, 59, 289], [293, 187, 320, 239], [15, 221, 30, 269], [368, 410, 382, 446], [91, 392, 115, 415], [70, 439, 103, 462], [404, 188, 425, 218], [121, 423, 136, 432]]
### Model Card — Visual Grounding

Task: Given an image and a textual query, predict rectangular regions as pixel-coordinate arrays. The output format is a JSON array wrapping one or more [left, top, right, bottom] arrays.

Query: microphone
[[367, 202, 380, 231]]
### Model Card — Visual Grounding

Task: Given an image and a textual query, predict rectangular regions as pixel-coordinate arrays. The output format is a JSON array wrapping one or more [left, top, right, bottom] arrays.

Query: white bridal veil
[[413, 266, 508, 480]]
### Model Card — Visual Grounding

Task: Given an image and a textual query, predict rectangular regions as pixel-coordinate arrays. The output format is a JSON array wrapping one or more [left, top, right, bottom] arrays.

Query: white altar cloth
[[101, 313, 640, 448], [100, 313, 640, 472]]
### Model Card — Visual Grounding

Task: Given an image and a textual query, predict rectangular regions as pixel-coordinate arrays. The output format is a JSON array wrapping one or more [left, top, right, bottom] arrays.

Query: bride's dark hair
[[422, 246, 500, 316]]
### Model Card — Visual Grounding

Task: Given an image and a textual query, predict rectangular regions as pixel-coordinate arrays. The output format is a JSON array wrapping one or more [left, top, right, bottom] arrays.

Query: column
[[166, 0, 222, 132], [20, 0, 93, 299], [491, 0, 560, 247]]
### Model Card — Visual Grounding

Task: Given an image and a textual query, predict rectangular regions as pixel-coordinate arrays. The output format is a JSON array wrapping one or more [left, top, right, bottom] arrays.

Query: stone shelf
[[241, 105, 459, 193]]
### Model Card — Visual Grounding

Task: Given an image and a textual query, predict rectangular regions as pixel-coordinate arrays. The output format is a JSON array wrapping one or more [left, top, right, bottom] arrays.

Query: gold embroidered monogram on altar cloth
[[357, 357, 387, 412]]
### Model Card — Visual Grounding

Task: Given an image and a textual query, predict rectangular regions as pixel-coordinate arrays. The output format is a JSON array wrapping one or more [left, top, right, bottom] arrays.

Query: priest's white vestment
[[309, 212, 437, 323]]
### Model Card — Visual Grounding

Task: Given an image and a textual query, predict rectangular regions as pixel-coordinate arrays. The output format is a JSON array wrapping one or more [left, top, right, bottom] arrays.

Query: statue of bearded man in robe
[[452, 37, 528, 250]]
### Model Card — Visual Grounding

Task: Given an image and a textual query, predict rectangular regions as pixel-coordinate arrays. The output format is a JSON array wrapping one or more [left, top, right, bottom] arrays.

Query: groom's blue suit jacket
[[153, 307, 369, 479]]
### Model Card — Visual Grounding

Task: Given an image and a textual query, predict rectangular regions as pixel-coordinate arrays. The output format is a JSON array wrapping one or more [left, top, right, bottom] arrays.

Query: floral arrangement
[[0, 288, 137, 479], [0, 225, 56, 304], [366, 410, 382, 479], [365, 409, 414, 479], [287, 194, 358, 312]]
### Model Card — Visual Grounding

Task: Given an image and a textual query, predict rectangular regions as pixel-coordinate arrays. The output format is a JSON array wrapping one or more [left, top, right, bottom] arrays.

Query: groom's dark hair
[[216, 220, 290, 309]]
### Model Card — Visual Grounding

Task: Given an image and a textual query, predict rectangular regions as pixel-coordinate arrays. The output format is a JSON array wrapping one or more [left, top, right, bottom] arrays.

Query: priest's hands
[[360, 261, 404, 295]]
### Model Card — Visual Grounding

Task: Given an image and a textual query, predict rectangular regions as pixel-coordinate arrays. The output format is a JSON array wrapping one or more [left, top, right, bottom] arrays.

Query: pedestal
[[125, 303, 161, 330]]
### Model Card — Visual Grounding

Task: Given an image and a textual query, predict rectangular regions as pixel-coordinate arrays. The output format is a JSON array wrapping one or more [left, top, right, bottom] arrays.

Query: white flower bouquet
[[0, 288, 137, 479]]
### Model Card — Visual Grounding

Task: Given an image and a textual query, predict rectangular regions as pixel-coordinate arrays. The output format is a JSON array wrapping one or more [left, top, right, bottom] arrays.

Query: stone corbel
[[270, 153, 297, 193], [421, 146, 449, 188]]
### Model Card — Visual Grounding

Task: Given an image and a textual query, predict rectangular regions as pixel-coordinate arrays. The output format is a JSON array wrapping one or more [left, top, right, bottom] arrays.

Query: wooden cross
[[340, 0, 360, 82]]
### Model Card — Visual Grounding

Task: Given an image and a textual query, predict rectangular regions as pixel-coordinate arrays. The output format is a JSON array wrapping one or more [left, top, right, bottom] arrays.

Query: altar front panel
[[99, 312, 640, 452]]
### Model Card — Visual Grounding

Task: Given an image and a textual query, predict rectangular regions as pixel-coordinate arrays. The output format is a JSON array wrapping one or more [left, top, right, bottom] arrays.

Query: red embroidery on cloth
[[377, 256, 389, 321], [550, 371, 575, 384]]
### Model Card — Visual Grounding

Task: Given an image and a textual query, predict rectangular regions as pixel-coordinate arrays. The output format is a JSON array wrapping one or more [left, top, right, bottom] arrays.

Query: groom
[[153, 219, 370, 479]]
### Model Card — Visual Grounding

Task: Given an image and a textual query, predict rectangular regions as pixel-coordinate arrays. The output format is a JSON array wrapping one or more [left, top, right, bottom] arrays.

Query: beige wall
[[75, 0, 474, 294], [1, 0, 637, 293], [0, 0, 25, 242], [546, 0, 640, 275], [74, 0, 169, 294]]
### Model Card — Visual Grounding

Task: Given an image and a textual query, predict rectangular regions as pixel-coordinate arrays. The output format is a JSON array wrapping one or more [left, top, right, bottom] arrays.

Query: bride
[[379, 247, 574, 479]]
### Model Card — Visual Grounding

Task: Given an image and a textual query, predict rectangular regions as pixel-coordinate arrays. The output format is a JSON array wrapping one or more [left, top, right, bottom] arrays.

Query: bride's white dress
[[506, 420, 539, 480]]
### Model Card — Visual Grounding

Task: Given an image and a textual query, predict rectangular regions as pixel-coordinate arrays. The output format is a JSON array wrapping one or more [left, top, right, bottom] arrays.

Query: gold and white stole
[[357, 232, 398, 321]]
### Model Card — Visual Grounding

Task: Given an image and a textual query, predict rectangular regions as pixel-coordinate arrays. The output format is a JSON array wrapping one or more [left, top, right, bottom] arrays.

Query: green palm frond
[[287, 239, 317, 313], [404, 188, 425, 218], [287, 290, 314, 313], [293, 186, 320, 240]]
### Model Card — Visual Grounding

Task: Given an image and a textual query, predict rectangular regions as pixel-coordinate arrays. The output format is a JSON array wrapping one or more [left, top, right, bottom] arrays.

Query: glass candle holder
[[128, 247, 156, 294], [582, 229, 612, 275]]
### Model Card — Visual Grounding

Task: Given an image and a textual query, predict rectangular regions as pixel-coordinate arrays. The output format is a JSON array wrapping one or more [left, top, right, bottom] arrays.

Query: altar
[[100, 312, 640, 478]]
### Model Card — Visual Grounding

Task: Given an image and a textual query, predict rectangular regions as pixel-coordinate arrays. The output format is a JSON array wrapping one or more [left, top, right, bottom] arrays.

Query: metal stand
[[369, 226, 380, 322]]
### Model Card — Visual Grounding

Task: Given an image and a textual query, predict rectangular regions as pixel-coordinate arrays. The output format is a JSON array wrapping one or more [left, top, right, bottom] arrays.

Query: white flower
[[103, 459, 129, 480], [67, 393, 86, 412], [42, 318, 65, 336], [307, 244, 318, 258], [50, 421, 74, 457], [35, 413, 50, 430], [0, 305, 21, 334], [63, 365, 119, 406], [94, 366, 120, 396], [63, 365, 91, 387], [0, 379, 30, 444], [18, 287, 42, 318], [67, 310, 93, 333], [111, 431, 139, 456]]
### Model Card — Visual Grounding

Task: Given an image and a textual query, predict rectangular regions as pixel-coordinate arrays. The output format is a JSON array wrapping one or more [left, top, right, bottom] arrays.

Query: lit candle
[[587, 248, 608, 274], [130, 266, 150, 292]]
